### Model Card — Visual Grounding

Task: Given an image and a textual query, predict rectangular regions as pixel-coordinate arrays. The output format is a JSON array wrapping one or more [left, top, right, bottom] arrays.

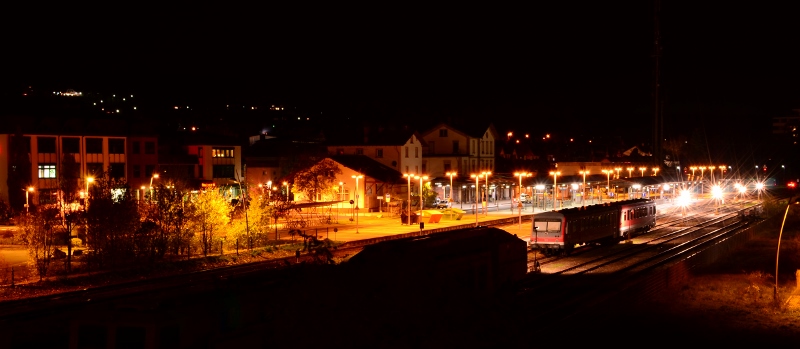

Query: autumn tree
[[188, 187, 231, 256], [292, 158, 342, 201], [19, 207, 60, 280]]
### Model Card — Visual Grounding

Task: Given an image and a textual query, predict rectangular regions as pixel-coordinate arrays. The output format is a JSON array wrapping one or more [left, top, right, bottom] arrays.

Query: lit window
[[212, 147, 235, 158], [38, 164, 56, 179]]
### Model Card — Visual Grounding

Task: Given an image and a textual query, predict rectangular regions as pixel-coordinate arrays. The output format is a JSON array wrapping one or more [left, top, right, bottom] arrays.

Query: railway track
[[511, 204, 763, 337]]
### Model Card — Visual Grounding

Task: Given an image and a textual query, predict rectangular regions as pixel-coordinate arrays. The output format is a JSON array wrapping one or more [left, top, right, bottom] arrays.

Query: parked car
[[434, 198, 450, 209], [519, 193, 532, 203]]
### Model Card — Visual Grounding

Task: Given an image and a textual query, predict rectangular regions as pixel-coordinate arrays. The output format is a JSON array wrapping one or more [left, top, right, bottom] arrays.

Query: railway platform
[[291, 198, 680, 244]]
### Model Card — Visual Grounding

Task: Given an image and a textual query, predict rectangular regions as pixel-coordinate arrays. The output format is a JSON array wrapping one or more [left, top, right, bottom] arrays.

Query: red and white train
[[530, 199, 657, 255]]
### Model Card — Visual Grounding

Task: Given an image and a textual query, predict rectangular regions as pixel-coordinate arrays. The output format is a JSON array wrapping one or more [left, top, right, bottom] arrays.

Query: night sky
[[4, 2, 800, 144]]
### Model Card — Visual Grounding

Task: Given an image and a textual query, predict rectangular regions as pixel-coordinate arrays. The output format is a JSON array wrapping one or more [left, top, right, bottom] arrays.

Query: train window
[[534, 220, 562, 233]]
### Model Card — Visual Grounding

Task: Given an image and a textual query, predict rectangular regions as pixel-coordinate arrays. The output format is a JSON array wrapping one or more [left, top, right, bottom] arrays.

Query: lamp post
[[148, 173, 158, 203], [470, 173, 485, 227], [338, 181, 344, 222], [579, 170, 589, 206], [415, 175, 428, 212], [24, 187, 34, 214], [446, 171, 457, 202], [266, 180, 272, 199], [549, 171, 560, 210], [481, 171, 491, 215], [352, 174, 363, 233], [637, 167, 645, 177], [708, 166, 716, 184], [652, 167, 659, 177], [283, 181, 289, 200], [626, 167, 633, 178], [690, 166, 697, 181], [613, 167, 621, 180], [514, 172, 531, 228], [86, 177, 94, 210], [602, 169, 612, 202], [403, 173, 415, 225], [699, 166, 707, 194]]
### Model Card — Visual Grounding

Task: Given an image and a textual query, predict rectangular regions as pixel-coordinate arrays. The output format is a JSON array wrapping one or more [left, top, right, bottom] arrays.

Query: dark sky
[[4, 2, 800, 140]]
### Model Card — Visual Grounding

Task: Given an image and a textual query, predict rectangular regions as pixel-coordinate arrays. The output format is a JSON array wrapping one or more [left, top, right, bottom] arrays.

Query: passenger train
[[530, 199, 657, 255]]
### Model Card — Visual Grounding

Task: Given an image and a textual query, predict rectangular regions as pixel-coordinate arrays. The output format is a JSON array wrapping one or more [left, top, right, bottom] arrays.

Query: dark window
[[78, 325, 107, 349], [109, 163, 125, 179], [145, 141, 155, 154], [355, 148, 363, 155], [62, 138, 80, 153], [116, 326, 146, 349], [109, 139, 125, 154], [133, 164, 141, 178], [132, 141, 140, 154], [439, 129, 448, 137], [37, 137, 56, 153], [87, 163, 104, 176], [452, 140, 459, 154], [213, 165, 235, 179], [86, 138, 103, 153], [376, 149, 383, 158], [145, 165, 155, 177]]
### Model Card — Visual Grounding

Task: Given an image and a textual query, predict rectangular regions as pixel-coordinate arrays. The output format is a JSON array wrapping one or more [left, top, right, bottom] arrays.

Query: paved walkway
[[290, 198, 639, 243]]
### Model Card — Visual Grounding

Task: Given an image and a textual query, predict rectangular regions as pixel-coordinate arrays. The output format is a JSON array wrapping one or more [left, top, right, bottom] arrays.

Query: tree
[[59, 153, 81, 205], [188, 187, 231, 257], [84, 172, 139, 269], [145, 181, 192, 260], [292, 158, 342, 201], [19, 207, 60, 281]]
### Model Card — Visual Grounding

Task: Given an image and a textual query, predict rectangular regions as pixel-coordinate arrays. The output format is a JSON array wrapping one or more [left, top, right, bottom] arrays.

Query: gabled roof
[[419, 122, 472, 139], [421, 122, 498, 140], [329, 155, 404, 184], [325, 125, 424, 147]]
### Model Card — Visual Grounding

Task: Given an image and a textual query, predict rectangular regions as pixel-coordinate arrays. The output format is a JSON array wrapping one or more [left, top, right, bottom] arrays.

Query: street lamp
[[24, 187, 34, 213], [690, 166, 697, 181], [481, 171, 491, 215], [266, 180, 272, 199], [579, 170, 589, 206], [148, 173, 158, 203], [615, 167, 622, 179], [639, 167, 646, 177], [718, 165, 726, 184], [602, 169, 612, 202], [446, 171, 457, 202], [514, 171, 531, 228], [352, 174, 363, 233], [415, 175, 428, 212], [470, 173, 485, 227], [627, 167, 634, 178], [549, 171, 561, 210], [403, 173, 415, 225], [708, 166, 716, 184], [699, 166, 707, 194], [283, 181, 289, 200], [86, 177, 94, 209], [652, 167, 659, 177]]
